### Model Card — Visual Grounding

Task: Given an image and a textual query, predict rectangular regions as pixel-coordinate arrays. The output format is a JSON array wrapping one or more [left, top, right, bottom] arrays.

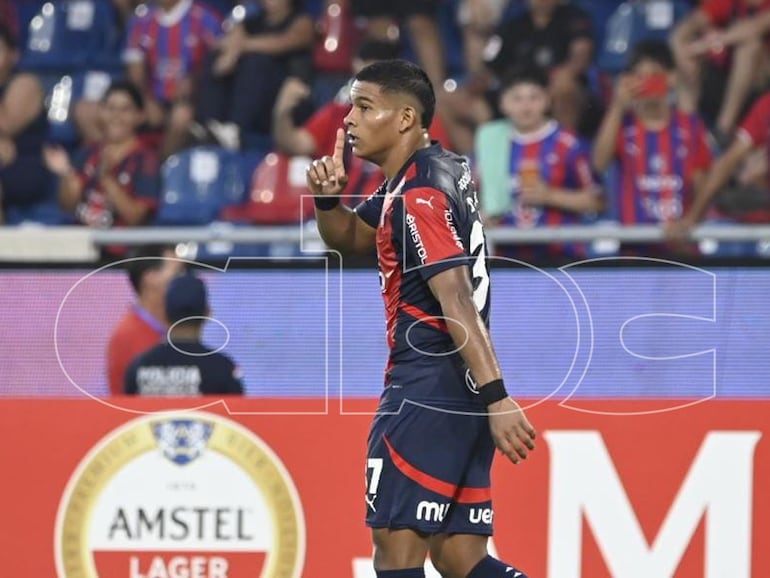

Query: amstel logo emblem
[[55, 412, 304, 578]]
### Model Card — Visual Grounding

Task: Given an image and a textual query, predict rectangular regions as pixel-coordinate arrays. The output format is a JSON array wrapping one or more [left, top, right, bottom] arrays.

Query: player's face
[[344, 80, 401, 164], [500, 82, 550, 132], [101, 91, 142, 143]]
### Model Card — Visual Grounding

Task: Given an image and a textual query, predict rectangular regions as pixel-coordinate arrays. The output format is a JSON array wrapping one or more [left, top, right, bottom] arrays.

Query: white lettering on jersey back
[[137, 366, 202, 395]]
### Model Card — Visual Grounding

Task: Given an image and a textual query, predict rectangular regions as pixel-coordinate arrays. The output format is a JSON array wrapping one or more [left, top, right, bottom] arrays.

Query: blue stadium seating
[[156, 146, 249, 226], [20, 0, 121, 73]]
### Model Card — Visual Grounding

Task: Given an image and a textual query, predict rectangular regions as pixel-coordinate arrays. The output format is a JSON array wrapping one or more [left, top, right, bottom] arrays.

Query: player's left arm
[[427, 267, 536, 464], [404, 188, 535, 462]]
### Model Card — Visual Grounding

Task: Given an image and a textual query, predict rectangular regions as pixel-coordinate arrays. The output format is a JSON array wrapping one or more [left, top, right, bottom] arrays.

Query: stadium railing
[[3, 224, 770, 262]]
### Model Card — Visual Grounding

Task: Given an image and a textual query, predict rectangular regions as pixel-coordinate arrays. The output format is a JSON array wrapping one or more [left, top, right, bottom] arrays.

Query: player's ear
[[399, 105, 418, 133]]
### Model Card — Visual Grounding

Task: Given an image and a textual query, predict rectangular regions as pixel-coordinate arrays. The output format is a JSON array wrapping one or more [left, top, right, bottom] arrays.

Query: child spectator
[[593, 41, 713, 236], [475, 66, 602, 259]]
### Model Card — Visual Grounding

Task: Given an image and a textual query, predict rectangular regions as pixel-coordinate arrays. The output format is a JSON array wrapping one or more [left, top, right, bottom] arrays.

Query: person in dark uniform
[[307, 60, 536, 578], [124, 272, 243, 396]]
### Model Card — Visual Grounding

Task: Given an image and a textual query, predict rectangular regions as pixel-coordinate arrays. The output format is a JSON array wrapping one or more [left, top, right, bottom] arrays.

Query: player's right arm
[[307, 128, 377, 255]]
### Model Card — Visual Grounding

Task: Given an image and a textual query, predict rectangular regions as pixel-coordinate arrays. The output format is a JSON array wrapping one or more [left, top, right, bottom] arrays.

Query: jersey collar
[[388, 141, 441, 193], [510, 119, 558, 145]]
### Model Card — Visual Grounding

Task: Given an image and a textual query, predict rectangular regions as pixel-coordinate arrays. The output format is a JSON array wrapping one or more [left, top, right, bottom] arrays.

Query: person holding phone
[[593, 40, 714, 252]]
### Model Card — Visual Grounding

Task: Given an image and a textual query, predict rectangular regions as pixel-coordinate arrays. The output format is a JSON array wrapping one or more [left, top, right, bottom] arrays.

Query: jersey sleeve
[[737, 93, 770, 147], [354, 183, 386, 229], [403, 187, 467, 281], [700, 0, 734, 26]]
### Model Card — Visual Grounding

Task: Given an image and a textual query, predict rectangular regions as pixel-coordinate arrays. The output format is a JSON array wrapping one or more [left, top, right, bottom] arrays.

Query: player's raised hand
[[306, 128, 349, 197], [487, 398, 536, 465]]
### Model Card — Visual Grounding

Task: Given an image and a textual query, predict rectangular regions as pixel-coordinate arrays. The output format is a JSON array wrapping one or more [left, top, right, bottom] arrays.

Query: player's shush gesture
[[306, 128, 349, 197], [487, 397, 537, 465]]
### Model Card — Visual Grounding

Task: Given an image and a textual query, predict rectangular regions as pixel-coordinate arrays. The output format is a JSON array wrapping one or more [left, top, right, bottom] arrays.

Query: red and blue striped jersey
[[355, 143, 489, 375], [124, 0, 221, 104], [616, 109, 712, 224], [503, 120, 597, 228]]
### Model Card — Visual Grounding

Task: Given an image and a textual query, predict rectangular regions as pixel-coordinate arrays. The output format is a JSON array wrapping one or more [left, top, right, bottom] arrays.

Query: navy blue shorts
[[365, 360, 496, 535]]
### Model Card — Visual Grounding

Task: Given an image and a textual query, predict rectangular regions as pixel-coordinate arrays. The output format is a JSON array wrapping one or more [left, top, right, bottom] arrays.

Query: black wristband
[[478, 379, 508, 406], [314, 196, 340, 211]]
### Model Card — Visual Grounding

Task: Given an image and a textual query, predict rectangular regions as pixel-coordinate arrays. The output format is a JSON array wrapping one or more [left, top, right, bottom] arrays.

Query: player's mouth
[[347, 133, 359, 149]]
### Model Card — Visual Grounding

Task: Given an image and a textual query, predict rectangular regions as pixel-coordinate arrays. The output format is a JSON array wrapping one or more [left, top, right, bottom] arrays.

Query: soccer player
[[308, 60, 536, 578]]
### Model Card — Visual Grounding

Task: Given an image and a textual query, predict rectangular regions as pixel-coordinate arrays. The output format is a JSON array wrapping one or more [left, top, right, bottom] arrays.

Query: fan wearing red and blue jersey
[[476, 68, 603, 259], [594, 41, 713, 230]]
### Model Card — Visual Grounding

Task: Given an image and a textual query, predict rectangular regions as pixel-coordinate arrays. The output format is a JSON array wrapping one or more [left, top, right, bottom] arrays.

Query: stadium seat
[[20, 0, 121, 73], [597, 0, 691, 74], [220, 152, 315, 225], [156, 146, 248, 226]]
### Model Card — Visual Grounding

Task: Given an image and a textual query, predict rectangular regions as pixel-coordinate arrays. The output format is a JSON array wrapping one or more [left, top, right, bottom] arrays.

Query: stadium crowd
[[1, 0, 770, 258]]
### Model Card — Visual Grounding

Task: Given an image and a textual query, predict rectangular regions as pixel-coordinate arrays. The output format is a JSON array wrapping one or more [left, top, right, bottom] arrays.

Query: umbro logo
[[505, 569, 523, 576], [415, 196, 434, 209]]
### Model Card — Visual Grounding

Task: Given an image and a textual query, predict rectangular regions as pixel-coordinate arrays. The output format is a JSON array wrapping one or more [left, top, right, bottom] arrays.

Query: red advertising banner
[[1, 398, 768, 578]]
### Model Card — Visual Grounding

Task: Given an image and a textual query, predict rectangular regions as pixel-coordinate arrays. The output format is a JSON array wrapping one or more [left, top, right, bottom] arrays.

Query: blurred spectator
[[195, 0, 314, 148], [75, 0, 222, 158], [671, 0, 770, 143], [475, 67, 602, 259], [457, 0, 508, 75], [593, 42, 713, 237], [44, 81, 161, 233], [353, 0, 446, 88], [0, 24, 52, 225], [124, 272, 244, 396], [669, 87, 770, 235], [106, 245, 184, 396], [441, 0, 599, 154]]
